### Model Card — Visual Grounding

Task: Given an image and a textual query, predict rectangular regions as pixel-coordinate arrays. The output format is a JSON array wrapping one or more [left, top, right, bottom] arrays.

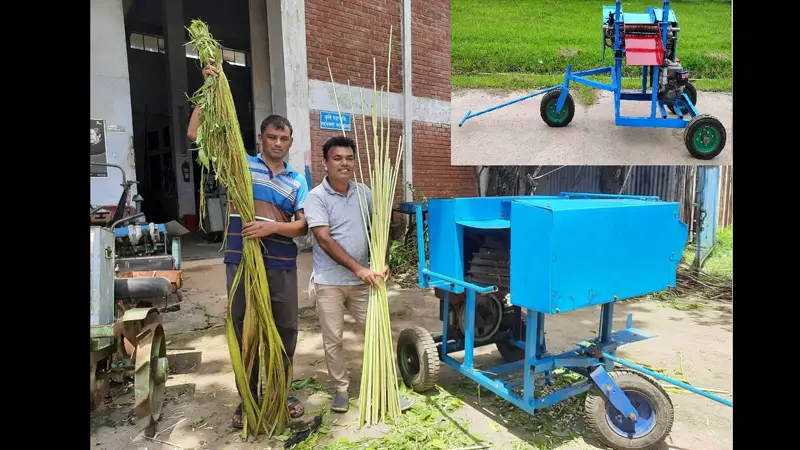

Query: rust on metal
[[117, 270, 184, 289]]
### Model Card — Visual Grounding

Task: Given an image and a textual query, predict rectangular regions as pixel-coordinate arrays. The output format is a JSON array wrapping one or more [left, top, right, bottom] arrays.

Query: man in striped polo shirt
[[187, 60, 309, 430]]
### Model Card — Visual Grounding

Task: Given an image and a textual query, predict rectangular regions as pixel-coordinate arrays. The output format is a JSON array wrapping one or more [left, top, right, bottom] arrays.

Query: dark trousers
[[226, 262, 298, 404]]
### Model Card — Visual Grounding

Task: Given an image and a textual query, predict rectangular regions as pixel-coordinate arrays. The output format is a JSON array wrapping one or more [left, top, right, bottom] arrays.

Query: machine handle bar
[[421, 268, 497, 295], [413, 203, 496, 295], [601, 352, 733, 407]]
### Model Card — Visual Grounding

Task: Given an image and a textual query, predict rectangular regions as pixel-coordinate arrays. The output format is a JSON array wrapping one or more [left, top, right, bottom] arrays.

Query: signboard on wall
[[319, 110, 351, 131], [90, 118, 108, 177]]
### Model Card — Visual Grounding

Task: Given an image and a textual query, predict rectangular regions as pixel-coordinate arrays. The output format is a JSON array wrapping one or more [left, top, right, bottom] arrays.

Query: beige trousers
[[312, 282, 369, 393]]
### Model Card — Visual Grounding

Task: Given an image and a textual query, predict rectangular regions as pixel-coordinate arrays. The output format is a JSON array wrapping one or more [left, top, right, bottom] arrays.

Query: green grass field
[[452, 0, 732, 92]]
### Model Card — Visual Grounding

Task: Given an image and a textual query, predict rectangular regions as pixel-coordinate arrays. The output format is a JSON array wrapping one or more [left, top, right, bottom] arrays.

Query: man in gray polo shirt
[[305, 135, 411, 413]]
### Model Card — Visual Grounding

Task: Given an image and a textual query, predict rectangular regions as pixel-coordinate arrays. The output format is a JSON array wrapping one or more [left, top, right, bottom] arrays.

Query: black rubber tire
[[540, 90, 575, 127], [396, 326, 440, 393], [667, 82, 697, 115], [584, 369, 675, 450], [495, 309, 528, 362], [684, 114, 726, 160]]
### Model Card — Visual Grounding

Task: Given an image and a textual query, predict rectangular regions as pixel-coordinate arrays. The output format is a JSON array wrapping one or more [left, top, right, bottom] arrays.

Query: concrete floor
[[451, 88, 733, 166]]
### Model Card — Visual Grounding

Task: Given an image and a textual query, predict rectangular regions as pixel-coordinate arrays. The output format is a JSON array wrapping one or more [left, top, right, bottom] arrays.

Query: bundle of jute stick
[[326, 27, 405, 427], [187, 19, 291, 438]]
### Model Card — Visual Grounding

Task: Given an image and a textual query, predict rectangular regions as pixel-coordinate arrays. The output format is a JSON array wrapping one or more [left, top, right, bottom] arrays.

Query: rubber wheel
[[668, 82, 697, 115], [540, 90, 575, 127], [584, 370, 675, 450], [684, 114, 726, 160], [396, 326, 439, 393], [495, 309, 528, 362]]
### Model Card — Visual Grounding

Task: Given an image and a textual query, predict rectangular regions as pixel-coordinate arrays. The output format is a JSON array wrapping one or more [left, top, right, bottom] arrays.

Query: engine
[[116, 223, 169, 258], [658, 58, 689, 102]]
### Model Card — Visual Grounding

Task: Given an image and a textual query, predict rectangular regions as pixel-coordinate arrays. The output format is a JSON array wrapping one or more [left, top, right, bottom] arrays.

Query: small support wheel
[[684, 114, 726, 160], [396, 326, 439, 393], [540, 89, 575, 127], [584, 369, 675, 450]]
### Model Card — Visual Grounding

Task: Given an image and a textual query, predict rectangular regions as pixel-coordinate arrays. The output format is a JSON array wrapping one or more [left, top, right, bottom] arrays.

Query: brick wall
[[309, 113, 406, 208], [305, 0, 403, 94], [412, 122, 476, 198], [305, 0, 477, 201]]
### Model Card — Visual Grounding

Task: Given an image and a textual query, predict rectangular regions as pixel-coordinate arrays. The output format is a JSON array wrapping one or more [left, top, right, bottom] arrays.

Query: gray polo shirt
[[305, 177, 373, 286]]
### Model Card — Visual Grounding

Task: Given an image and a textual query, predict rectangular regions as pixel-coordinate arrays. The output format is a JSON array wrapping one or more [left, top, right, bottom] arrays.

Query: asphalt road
[[451, 88, 733, 166]]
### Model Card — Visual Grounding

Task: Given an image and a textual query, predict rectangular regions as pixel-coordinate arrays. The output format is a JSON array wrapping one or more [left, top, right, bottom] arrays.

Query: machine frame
[[396, 193, 732, 449]]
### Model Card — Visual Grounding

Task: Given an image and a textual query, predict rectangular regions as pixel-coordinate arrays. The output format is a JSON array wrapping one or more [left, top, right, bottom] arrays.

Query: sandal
[[232, 396, 303, 428], [231, 403, 243, 429], [288, 393, 305, 418]]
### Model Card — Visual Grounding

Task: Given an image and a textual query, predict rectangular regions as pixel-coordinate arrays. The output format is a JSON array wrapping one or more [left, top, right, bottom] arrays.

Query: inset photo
[[451, 0, 733, 166]]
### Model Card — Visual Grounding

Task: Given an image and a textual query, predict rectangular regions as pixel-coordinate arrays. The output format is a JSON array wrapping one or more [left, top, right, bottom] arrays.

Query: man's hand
[[355, 266, 388, 288], [381, 265, 390, 280], [202, 58, 219, 79], [242, 221, 278, 239]]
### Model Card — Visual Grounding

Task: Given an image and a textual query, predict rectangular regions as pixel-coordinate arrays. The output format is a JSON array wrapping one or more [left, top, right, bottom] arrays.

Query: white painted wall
[[307, 79, 451, 126], [90, 0, 136, 206], [249, 0, 273, 142], [267, 0, 310, 175]]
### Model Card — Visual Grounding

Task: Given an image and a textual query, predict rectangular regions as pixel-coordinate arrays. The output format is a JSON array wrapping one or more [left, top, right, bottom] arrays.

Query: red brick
[[305, 0, 474, 206], [305, 0, 450, 102], [309, 111, 478, 202]]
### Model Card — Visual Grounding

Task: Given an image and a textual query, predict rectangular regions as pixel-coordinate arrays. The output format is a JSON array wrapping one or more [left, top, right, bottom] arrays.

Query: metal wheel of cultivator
[[90, 360, 110, 411], [133, 321, 168, 437]]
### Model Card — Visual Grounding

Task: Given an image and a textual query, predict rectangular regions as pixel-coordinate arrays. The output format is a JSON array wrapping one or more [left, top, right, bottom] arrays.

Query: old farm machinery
[[458, 0, 728, 160], [397, 193, 732, 449], [90, 164, 186, 437]]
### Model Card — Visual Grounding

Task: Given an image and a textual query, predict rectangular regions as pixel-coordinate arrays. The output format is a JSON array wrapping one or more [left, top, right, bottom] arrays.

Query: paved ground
[[91, 252, 733, 450], [451, 88, 733, 166]]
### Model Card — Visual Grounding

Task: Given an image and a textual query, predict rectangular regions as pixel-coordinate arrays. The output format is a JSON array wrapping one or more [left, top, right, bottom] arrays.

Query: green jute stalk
[[186, 19, 291, 439], [325, 26, 404, 428]]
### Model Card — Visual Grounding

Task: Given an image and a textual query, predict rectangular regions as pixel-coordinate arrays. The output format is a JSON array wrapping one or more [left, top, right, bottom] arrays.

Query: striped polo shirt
[[224, 154, 309, 271]]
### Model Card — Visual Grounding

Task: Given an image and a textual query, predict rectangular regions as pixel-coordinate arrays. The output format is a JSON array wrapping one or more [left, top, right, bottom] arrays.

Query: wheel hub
[[547, 102, 568, 121], [605, 391, 656, 438], [693, 125, 719, 153], [400, 344, 420, 376]]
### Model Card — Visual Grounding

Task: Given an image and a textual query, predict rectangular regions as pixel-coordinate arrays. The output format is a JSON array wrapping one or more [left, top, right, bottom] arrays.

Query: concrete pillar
[[266, 0, 310, 176], [249, 0, 273, 146], [163, 0, 196, 219], [90, 0, 136, 207]]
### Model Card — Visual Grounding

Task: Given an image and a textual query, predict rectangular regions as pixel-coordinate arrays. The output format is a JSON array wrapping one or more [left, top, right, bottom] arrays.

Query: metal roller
[[114, 276, 172, 301]]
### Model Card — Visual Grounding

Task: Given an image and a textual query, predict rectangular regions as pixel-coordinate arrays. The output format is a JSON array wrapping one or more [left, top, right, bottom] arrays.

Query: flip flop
[[288, 393, 305, 418], [231, 403, 243, 429]]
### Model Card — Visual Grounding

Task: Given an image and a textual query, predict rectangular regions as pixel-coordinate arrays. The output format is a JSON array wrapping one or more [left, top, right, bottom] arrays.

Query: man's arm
[[277, 174, 310, 238], [187, 106, 201, 143], [243, 173, 310, 239], [266, 210, 308, 238], [187, 60, 219, 143]]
